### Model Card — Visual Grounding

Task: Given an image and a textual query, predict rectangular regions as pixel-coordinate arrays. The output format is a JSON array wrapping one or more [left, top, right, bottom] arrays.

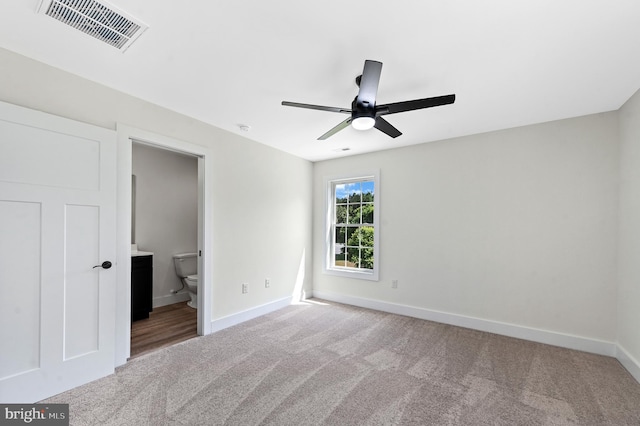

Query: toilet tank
[[173, 252, 198, 278]]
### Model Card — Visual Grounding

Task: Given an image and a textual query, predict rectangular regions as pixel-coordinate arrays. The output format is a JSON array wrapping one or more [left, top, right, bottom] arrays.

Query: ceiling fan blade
[[318, 117, 352, 140], [356, 60, 383, 109], [282, 101, 351, 114], [374, 117, 402, 138], [377, 94, 455, 116]]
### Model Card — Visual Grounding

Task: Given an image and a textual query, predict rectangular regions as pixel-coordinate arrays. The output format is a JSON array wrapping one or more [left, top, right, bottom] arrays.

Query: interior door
[[0, 101, 117, 403]]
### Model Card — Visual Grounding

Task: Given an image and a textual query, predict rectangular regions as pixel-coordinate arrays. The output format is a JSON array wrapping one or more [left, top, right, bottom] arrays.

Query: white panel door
[[0, 101, 117, 403]]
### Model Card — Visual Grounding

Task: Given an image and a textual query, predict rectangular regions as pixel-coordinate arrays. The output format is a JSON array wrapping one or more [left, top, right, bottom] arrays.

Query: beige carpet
[[42, 299, 640, 425]]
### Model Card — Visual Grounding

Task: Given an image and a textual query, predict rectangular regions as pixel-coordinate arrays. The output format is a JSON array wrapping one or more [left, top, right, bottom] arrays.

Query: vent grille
[[38, 0, 148, 51]]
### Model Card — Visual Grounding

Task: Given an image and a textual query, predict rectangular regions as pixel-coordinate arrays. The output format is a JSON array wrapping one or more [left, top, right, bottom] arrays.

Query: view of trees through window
[[333, 180, 375, 270]]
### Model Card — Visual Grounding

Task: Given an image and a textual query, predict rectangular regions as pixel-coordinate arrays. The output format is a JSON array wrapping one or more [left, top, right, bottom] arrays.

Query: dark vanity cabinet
[[131, 255, 153, 321]]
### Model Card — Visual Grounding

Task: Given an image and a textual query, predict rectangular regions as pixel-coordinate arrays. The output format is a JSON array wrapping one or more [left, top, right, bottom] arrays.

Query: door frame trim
[[115, 124, 213, 366]]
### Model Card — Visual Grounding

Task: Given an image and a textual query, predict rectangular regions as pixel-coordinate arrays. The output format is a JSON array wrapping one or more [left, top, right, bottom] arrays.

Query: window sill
[[324, 267, 379, 282]]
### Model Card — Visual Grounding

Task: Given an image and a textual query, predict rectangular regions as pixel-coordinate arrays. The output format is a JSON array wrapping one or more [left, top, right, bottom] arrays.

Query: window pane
[[334, 252, 347, 267], [346, 227, 358, 245], [335, 226, 347, 245], [347, 182, 361, 203], [359, 226, 374, 247], [348, 205, 361, 224], [361, 181, 374, 202], [361, 203, 374, 224], [347, 247, 360, 268], [335, 204, 347, 224], [361, 248, 374, 269], [335, 184, 348, 204]]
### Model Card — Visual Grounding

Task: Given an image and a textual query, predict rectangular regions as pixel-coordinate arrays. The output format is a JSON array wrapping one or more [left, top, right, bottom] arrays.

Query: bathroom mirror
[[131, 174, 136, 243]]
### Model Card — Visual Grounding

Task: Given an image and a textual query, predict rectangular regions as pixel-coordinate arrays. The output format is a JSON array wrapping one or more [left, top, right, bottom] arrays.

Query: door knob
[[93, 261, 113, 269]]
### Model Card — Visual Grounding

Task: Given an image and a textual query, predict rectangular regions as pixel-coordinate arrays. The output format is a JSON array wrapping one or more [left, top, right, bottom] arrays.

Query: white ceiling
[[1, 1, 640, 162]]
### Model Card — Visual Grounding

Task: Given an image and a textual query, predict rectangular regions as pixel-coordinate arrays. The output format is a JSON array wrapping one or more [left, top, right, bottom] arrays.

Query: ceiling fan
[[282, 60, 456, 140]]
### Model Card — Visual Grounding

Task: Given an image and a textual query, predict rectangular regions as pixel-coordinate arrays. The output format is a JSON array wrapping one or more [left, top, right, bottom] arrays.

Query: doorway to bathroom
[[129, 141, 200, 357], [114, 123, 214, 365]]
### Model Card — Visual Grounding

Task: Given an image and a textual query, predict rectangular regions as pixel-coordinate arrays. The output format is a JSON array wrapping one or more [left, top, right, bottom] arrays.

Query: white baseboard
[[616, 344, 640, 384], [210, 296, 292, 333], [312, 291, 617, 357], [153, 292, 190, 308]]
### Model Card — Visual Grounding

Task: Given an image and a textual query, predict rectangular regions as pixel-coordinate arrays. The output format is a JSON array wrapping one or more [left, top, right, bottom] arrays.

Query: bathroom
[[131, 141, 199, 356]]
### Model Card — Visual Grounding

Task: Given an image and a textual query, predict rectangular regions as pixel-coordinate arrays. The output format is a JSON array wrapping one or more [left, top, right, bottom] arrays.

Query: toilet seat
[[186, 274, 198, 282]]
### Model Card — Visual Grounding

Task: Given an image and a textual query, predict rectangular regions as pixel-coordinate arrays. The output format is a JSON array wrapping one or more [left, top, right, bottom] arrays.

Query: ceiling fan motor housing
[[352, 97, 375, 118]]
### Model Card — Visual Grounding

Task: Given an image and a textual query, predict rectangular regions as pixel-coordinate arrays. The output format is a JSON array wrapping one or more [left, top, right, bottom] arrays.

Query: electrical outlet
[[265, 278, 270, 288], [391, 280, 398, 289], [242, 283, 248, 294]]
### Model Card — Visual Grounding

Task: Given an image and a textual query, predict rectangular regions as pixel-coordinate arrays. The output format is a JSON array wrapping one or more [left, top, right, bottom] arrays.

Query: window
[[324, 171, 379, 281]]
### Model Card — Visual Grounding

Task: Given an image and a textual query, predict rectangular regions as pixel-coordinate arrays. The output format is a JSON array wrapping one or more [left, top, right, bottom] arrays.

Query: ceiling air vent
[[38, 0, 148, 52]]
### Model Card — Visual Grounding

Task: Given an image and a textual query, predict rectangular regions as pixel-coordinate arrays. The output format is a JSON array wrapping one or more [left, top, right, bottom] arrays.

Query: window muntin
[[325, 172, 379, 281]]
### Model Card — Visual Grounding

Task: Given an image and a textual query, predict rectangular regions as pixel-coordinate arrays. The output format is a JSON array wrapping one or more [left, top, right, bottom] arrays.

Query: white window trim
[[323, 170, 380, 281]]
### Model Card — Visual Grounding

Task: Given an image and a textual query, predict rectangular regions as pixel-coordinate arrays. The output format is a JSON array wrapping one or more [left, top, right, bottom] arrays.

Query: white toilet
[[172, 253, 198, 309]]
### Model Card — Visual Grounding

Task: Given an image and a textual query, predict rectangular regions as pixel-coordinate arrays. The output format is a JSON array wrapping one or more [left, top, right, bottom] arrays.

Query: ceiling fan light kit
[[352, 116, 375, 130], [282, 60, 455, 140]]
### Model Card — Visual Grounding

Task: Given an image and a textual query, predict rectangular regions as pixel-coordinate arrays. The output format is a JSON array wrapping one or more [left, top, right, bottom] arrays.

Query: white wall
[[313, 112, 620, 347], [0, 47, 313, 333], [132, 143, 198, 307], [617, 88, 640, 379], [209, 134, 313, 320]]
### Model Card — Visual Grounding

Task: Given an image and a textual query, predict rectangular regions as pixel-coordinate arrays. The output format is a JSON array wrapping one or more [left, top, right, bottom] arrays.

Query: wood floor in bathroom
[[130, 301, 197, 359]]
